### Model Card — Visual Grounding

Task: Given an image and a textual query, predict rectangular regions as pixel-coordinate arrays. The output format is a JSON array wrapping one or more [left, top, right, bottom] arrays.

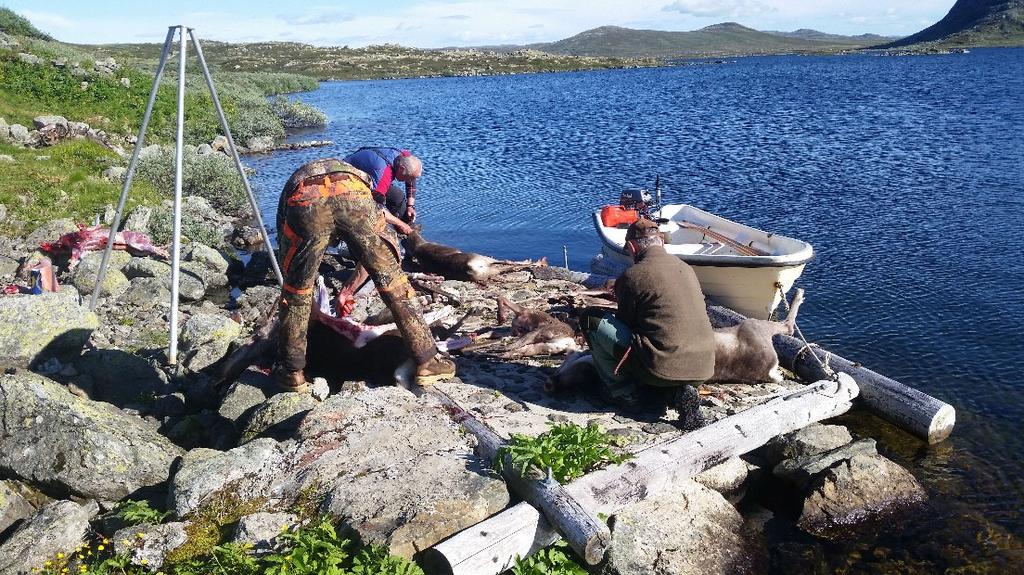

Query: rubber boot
[[274, 368, 309, 394], [415, 355, 457, 387]]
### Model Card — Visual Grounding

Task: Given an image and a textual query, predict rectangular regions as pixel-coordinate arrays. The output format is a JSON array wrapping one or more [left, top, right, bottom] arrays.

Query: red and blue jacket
[[343, 147, 411, 197]]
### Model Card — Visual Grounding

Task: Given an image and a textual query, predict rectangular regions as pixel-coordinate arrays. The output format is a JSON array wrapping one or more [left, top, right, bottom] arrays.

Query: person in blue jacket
[[344, 147, 422, 234]]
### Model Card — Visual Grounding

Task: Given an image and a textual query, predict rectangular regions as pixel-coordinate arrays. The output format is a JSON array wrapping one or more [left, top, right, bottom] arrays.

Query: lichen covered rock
[[178, 313, 241, 371], [0, 372, 183, 500], [600, 479, 754, 575], [0, 500, 98, 575], [0, 292, 98, 368]]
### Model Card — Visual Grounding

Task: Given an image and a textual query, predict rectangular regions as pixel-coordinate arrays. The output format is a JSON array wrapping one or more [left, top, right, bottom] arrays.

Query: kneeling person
[[273, 158, 454, 392], [581, 218, 715, 428]]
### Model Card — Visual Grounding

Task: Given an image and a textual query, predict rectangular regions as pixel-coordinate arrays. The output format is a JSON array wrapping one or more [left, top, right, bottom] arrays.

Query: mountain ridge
[[881, 0, 1024, 47]]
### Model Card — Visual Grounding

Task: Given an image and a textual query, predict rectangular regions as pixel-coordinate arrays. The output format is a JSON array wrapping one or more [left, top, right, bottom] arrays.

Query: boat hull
[[592, 204, 814, 320]]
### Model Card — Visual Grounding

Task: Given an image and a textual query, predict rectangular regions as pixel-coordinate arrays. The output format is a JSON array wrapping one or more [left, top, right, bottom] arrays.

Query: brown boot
[[415, 355, 456, 387], [275, 368, 309, 394]]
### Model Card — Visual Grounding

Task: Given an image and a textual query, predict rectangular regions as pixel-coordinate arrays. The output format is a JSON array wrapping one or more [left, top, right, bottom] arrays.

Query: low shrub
[[133, 145, 248, 215], [270, 95, 327, 129], [0, 7, 52, 40], [495, 422, 631, 483], [33, 516, 424, 575], [0, 140, 161, 236], [511, 541, 587, 575]]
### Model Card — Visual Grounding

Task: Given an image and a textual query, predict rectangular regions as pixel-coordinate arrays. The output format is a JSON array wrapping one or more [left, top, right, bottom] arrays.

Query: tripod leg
[[89, 27, 175, 310], [189, 30, 284, 287], [168, 25, 188, 366]]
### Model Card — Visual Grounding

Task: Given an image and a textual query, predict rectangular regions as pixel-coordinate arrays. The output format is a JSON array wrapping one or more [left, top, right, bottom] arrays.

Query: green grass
[[33, 516, 425, 575], [0, 140, 162, 237]]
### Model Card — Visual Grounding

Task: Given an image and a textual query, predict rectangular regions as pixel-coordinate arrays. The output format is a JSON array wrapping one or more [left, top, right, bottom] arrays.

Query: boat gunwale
[[593, 206, 815, 269]]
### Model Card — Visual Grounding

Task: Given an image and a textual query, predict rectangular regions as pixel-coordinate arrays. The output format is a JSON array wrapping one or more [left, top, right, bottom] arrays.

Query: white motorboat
[[592, 202, 814, 320]]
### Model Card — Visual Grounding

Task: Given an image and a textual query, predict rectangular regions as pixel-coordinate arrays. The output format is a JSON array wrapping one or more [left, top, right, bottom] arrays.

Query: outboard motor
[[619, 188, 654, 212]]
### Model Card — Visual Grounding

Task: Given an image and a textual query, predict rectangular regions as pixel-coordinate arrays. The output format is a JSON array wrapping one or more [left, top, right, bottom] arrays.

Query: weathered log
[[422, 375, 859, 575], [427, 389, 611, 565], [706, 304, 955, 444]]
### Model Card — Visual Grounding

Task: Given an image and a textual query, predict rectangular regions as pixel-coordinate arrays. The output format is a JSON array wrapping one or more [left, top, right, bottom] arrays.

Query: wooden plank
[[427, 389, 611, 565], [706, 304, 956, 444], [422, 375, 859, 575], [678, 222, 769, 256]]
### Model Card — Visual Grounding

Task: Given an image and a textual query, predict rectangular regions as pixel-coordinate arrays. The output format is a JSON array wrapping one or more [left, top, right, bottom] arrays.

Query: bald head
[[394, 154, 422, 182]]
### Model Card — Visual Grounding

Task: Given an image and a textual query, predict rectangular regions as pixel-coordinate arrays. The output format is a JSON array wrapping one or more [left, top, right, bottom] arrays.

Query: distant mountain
[[767, 29, 896, 44], [526, 23, 890, 58], [882, 0, 1024, 47]]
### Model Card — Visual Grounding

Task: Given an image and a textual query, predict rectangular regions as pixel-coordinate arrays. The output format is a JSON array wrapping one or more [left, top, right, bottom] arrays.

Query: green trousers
[[580, 308, 701, 410]]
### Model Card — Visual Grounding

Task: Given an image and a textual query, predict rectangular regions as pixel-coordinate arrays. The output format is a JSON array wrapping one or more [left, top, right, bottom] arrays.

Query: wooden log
[[422, 375, 859, 575], [427, 389, 612, 565], [706, 304, 956, 444]]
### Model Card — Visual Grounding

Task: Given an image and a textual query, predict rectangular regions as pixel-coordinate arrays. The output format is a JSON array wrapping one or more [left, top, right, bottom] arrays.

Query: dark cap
[[625, 218, 661, 241]]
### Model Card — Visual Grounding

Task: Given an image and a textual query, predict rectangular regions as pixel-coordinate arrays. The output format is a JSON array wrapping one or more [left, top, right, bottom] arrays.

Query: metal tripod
[[89, 25, 283, 365]]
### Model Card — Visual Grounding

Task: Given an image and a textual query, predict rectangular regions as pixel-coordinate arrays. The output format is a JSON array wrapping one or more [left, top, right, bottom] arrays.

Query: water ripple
[[245, 49, 1024, 546]]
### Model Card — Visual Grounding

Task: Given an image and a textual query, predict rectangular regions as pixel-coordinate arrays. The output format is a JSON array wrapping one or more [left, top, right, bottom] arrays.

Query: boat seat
[[695, 242, 729, 255]]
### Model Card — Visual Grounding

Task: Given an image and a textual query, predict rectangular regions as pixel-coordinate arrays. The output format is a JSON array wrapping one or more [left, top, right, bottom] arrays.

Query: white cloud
[[661, 0, 775, 19], [18, 9, 76, 30]]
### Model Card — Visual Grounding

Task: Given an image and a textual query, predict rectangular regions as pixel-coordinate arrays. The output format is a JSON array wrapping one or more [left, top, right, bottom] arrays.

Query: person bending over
[[344, 146, 422, 230], [273, 157, 454, 393]]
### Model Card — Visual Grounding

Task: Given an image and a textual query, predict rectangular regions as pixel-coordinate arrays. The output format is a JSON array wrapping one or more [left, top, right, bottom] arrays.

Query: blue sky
[[5, 1, 953, 47]]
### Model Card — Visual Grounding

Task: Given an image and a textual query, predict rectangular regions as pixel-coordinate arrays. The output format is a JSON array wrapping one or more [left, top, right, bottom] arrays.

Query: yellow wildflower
[[96, 545, 104, 551], [56, 553, 65, 559]]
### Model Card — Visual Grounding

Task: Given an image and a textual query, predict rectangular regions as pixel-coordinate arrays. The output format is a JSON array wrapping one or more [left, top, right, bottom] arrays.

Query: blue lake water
[[245, 48, 1024, 570]]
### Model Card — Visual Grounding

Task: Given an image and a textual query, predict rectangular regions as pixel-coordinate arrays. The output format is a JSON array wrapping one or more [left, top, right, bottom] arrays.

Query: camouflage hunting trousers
[[275, 167, 437, 375]]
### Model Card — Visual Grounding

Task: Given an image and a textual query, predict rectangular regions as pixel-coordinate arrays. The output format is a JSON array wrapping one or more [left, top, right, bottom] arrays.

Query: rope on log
[[706, 304, 956, 444]]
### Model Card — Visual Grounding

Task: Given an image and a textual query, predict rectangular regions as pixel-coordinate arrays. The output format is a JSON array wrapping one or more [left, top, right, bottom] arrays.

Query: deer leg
[[782, 288, 805, 335], [496, 295, 524, 324]]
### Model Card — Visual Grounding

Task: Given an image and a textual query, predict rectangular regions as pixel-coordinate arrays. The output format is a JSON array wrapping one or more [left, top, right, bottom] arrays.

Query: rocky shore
[[0, 202, 933, 573]]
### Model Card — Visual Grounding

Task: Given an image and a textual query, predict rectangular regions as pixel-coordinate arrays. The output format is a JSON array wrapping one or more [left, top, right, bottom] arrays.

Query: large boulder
[[762, 423, 853, 465], [172, 386, 510, 559], [124, 205, 152, 233], [169, 439, 286, 517], [600, 479, 754, 575], [71, 251, 131, 297], [798, 453, 927, 538], [32, 115, 68, 130], [186, 243, 229, 275], [0, 292, 98, 368], [122, 257, 206, 301], [297, 387, 510, 558], [240, 391, 318, 442], [6, 123, 30, 146], [774, 438, 878, 490], [232, 512, 298, 552], [25, 218, 77, 248], [178, 313, 241, 371], [118, 276, 171, 309], [0, 372, 184, 501], [218, 372, 272, 423], [75, 348, 173, 407], [0, 500, 98, 575]]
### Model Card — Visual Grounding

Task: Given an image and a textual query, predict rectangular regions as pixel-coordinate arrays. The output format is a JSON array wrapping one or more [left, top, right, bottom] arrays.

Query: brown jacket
[[614, 245, 715, 381]]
